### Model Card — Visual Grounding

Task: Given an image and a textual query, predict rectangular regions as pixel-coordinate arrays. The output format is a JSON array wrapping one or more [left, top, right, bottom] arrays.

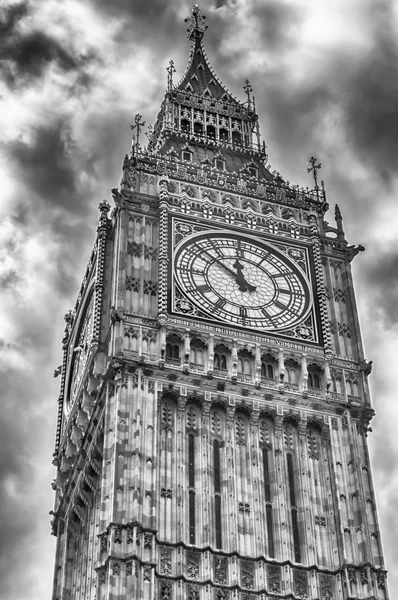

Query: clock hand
[[232, 259, 257, 292]]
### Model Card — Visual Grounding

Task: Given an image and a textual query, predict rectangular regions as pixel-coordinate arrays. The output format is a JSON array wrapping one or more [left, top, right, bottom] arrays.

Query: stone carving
[[238, 502, 251, 513], [187, 584, 200, 600], [159, 579, 172, 599], [144, 533, 152, 549], [319, 575, 333, 599], [376, 569, 386, 590], [143, 565, 152, 581], [114, 525, 122, 544], [112, 560, 121, 575], [126, 523, 134, 544], [160, 547, 172, 576], [161, 403, 173, 432], [259, 420, 270, 445], [127, 240, 142, 256], [293, 570, 308, 598], [126, 276, 140, 292], [214, 556, 227, 585], [360, 565, 368, 585], [268, 566, 281, 593], [187, 552, 199, 580], [143, 280, 158, 296], [187, 405, 197, 430], [241, 561, 254, 589], [283, 423, 294, 449], [315, 515, 326, 526], [307, 429, 319, 459], [211, 410, 222, 436], [235, 416, 246, 445], [161, 487, 173, 498], [98, 530, 109, 552], [126, 560, 133, 576], [214, 589, 229, 600]]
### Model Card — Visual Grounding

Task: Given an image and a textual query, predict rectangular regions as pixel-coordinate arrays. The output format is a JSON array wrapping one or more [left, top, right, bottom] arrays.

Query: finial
[[130, 114, 146, 152], [185, 5, 208, 42], [243, 79, 253, 110], [167, 60, 176, 91], [307, 156, 322, 189]]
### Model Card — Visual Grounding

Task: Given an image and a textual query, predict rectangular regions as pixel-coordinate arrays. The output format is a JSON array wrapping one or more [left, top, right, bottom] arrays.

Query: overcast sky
[[1, 0, 398, 598]]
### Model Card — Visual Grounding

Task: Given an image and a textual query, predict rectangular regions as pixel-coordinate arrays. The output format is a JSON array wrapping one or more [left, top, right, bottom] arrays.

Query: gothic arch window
[[214, 344, 229, 375], [261, 353, 276, 382], [308, 363, 323, 390], [219, 128, 229, 142], [232, 130, 241, 144], [206, 124, 216, 140], [238, 349, 254, 382], [333, 377, 342, 394], [190, 337, 207, 373], [285, 358, 300, 387], [346, 378, 359, 398], [181, 120, 191, 135], [166, 334, 182, 366], [194, 122, 203, 136]]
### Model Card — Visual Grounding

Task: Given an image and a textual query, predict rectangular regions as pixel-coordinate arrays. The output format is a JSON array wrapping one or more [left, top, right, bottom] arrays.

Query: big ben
[[51, 6, 389, 599]]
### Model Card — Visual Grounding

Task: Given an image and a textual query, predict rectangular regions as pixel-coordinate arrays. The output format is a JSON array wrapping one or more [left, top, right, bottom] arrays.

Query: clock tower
[[51, 6, 389, 600]]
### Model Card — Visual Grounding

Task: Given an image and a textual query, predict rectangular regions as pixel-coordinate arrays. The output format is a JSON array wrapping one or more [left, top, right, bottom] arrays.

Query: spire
[[185, 5, 208, 42], [175, 6, 238, 103]]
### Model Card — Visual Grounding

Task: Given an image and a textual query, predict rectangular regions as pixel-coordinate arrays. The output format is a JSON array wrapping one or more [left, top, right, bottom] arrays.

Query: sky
[[0, 0, 398, 598]]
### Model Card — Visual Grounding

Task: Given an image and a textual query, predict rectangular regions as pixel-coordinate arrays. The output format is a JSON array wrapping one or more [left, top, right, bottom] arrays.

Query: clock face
[[174, 231, 312, 332], [67, 293, 94, 412]]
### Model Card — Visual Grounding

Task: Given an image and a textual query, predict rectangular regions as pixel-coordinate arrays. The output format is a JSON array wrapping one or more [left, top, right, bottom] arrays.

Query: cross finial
[[185, 5, 208, 42], [243, 79, 253, 109], [130, 114, 146, 150], [307, 156, 322, 189], [167, 60, 176, 91]]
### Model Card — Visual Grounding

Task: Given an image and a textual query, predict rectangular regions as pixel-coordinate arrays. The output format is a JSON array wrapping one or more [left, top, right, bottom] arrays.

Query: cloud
[[362, 250, 398, 327], [0, 1, 100, 89]]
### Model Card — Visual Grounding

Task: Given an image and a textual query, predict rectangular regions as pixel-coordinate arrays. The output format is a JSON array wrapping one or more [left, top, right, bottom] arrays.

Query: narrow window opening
[[287, 453, 300, 563], [181, 119, 190, 134], [194, 122, 203, 135], [232, 131, 241, 144], [263, 448, 275, 558], [214, 439, 222, 548], [182, 150, 192, 162], [219, 128, 229, 142], [188, 434, 195, 544]]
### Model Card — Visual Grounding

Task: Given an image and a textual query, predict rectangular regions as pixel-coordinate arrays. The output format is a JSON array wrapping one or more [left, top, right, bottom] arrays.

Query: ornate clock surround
[[168, 215, 323, 345]]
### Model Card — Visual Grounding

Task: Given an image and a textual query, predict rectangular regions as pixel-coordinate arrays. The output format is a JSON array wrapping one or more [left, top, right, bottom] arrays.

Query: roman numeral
[[240, 307, 247, 322], [274, 299, 289, 310], [197, 284, 211, 293], [261, 308, 276, 326], [237, 240, 245, 258], [215, 297, 227, 310]]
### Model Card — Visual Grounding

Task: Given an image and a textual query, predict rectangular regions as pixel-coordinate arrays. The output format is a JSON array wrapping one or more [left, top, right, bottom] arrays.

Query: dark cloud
[[343, 4, 398, 184], [362, 250, 398, 326], [4, 122, 95, 214], [252, 1, 301, 52], [0, 1, 99, 88]]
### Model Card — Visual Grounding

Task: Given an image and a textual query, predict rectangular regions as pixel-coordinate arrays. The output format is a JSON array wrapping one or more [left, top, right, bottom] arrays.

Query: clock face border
[[64, 288, 95, 416], [168, 215, 323, 346]]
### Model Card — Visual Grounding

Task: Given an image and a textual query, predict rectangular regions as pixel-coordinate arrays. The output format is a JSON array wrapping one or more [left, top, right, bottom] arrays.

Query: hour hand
[[233, 259, 257, 292]]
